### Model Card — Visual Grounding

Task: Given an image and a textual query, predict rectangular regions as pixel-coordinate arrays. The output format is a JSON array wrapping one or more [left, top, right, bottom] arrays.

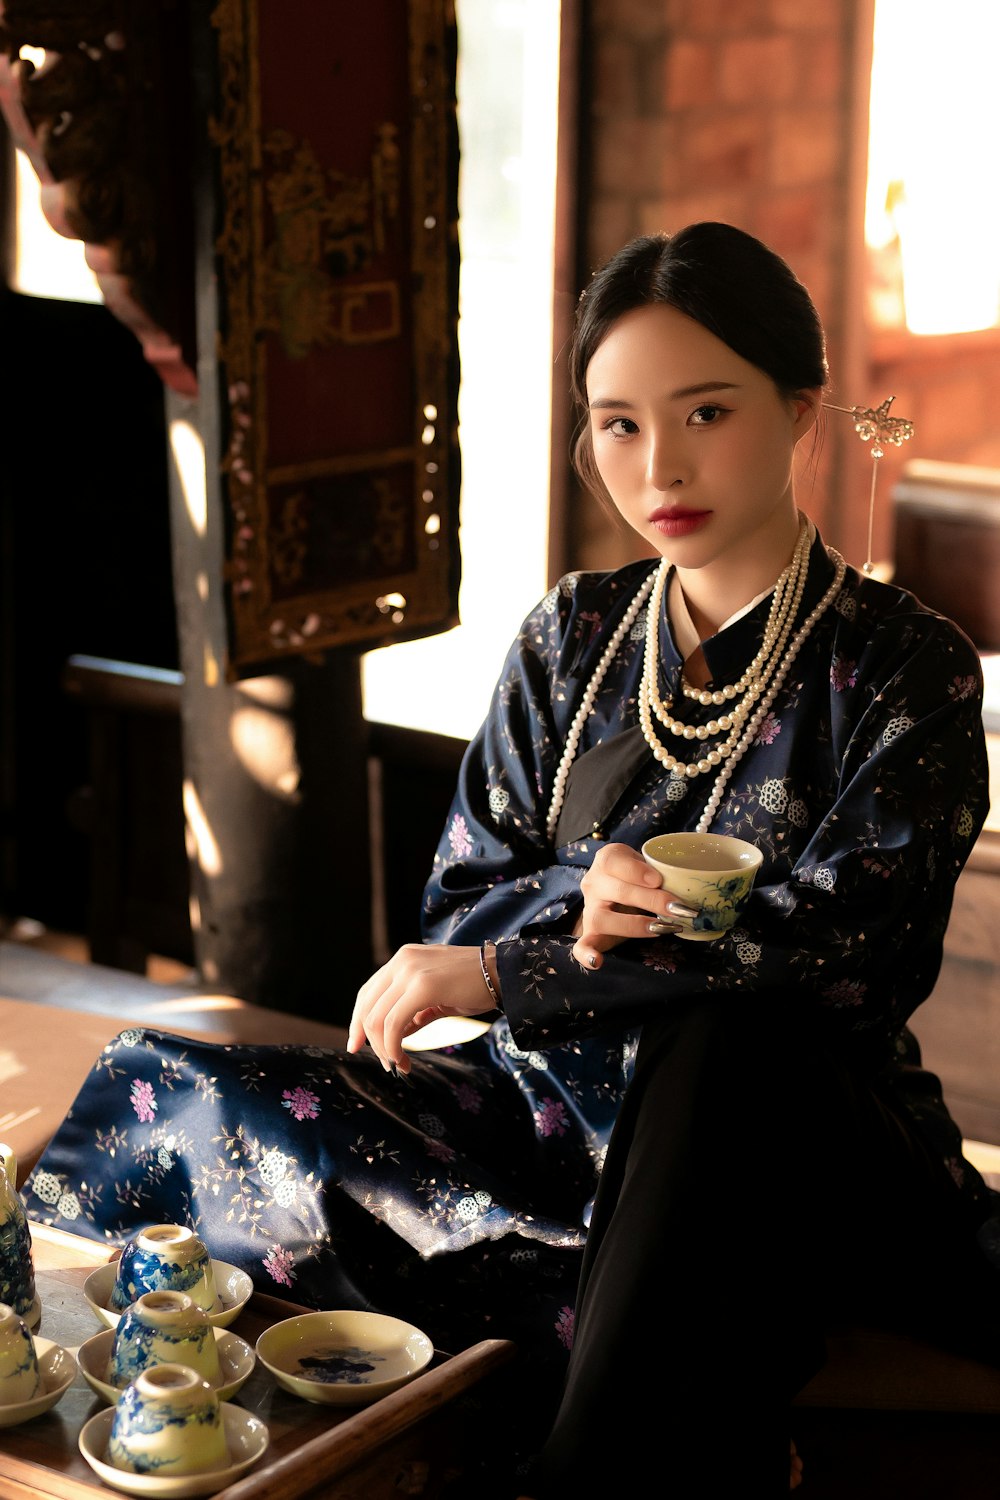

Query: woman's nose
[[646, 435, 688, 490]]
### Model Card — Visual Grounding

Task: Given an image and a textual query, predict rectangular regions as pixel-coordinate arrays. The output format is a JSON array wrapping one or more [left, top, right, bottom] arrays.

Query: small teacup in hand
[[642, 832, 763, 942], [0, 1302, 41, 1406]]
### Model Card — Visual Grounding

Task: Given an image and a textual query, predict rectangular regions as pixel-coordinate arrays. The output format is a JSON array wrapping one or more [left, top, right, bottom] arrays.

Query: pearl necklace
[[688, 550, 845, 832], [544, 570, 657, 842], [679, 517, 810, 707], [639, 518, 811, 779], [543, 538, 847, 841]]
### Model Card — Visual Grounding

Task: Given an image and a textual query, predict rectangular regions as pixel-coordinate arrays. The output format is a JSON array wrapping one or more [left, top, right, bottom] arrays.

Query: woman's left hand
[[347, 943, 495, 1074]]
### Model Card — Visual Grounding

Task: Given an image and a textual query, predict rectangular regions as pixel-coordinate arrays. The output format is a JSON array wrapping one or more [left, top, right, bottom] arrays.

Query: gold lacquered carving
[[261, 129, 402, 358], [211, 0, 460, 672]]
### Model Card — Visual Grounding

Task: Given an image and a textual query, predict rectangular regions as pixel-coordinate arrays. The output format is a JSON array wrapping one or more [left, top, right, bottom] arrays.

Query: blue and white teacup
[[0, 1302, 41, 1406], [108, 1291, 222, 1389], [641, 832, 764, 942], [110, 1225, 222, 1315], [0, 1143, 39, 1327], [107, 1363, 227, 1474]]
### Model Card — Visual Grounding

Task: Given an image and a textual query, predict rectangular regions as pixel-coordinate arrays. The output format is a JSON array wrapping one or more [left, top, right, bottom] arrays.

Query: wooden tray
[[0, 1223, 516, 1499]]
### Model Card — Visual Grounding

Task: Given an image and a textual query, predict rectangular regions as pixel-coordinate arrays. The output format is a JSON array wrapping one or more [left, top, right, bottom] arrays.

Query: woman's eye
[[689, 404, 725, 426], [602, 416, 639, 438]]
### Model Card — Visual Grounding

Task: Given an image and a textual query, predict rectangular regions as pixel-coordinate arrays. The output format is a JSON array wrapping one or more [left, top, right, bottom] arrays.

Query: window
[[361, 0, 561, 740], [866, 0, 1000, 335]]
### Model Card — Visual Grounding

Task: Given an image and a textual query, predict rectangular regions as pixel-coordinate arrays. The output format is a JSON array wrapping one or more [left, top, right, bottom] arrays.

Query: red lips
[[648, 507, 711, 537]]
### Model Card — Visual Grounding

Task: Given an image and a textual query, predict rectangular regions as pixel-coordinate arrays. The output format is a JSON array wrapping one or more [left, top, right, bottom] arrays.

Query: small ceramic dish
[[255, 1309, 433, 1406], [0, 1336, 78, 1428], [78, 1403, 269, 1497], [84, 1260, 253, 1331], [77, 1326, 256, 1405]]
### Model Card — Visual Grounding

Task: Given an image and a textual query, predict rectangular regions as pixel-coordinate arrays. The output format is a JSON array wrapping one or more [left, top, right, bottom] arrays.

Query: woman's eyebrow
[[671, 380, 739, 399], [588, 380, 740, 410]]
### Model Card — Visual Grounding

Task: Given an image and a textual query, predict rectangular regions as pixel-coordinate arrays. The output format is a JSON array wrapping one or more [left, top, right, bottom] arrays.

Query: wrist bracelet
[[479, 943, 503, 1013]]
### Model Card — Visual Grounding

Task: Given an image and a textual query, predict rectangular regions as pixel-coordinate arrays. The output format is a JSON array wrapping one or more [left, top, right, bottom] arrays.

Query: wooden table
[[0, 1224, 516, 1498]]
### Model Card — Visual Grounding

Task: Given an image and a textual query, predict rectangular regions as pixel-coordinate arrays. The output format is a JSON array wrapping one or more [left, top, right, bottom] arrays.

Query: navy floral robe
[[24, 531, 1000, 1420]]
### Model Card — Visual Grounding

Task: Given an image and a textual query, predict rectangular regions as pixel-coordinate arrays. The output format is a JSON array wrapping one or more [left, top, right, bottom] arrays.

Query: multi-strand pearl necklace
[[544, 525, 847, 841], [544, 570, 657, 842], [639, 516, 811, 780], [680, 550, 845, 832]]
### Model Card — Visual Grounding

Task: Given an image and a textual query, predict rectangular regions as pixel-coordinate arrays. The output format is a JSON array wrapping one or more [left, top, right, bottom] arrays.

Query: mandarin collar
[[659, 531, 837, 688]]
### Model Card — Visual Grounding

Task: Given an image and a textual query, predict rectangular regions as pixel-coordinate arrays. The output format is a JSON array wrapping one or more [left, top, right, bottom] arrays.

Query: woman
[[23, 223, 996, 1494], [350, 223, 999, 1494]]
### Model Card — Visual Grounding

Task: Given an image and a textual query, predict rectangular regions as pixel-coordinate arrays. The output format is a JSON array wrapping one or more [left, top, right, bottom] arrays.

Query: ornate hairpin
[[826, 397, 915, 575]]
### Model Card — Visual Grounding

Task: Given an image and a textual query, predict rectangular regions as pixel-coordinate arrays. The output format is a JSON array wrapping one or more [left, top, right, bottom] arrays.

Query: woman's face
[[584, 302, 819, 576]]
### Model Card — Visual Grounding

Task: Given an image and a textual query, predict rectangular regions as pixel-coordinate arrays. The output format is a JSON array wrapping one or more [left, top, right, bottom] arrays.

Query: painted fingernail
[[667, 902, 699, 919], [589, 954, 598, 968], [649, 920, 680, 936]]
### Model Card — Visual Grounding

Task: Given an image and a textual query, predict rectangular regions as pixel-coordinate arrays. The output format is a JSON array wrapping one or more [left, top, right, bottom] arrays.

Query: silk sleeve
[[496, 609, 989, 1057]]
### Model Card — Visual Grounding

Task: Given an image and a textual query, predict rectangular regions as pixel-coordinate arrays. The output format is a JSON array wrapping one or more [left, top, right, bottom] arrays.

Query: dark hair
[[569, 222, 829, 501]]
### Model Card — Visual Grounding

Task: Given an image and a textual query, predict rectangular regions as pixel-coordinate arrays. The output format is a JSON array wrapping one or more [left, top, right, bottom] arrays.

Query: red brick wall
[[563, 0, 875, 574]]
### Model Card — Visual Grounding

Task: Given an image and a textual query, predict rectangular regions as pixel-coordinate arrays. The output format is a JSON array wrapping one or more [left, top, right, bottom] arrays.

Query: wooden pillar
[[166, 383, 373, 1019], [164, 8, 381, 1020], [162, 0, 460, 1018]]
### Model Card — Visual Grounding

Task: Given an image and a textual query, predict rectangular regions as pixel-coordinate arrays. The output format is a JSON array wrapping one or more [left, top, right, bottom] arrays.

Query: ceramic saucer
[[77, 1325, 256, 1404], [0, 1336, 78, 1427], [78, 1403, 268, 1497], [255, 1309, 433, 1406], [84, 1260, 253, 1331]]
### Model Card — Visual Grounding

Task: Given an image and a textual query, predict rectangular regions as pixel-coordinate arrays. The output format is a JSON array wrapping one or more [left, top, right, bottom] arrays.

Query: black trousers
[[527, 994, 999, 1498]]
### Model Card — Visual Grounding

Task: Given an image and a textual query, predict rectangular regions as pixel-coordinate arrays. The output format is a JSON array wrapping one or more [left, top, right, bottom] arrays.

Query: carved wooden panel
[[209, 0, 460, 670]]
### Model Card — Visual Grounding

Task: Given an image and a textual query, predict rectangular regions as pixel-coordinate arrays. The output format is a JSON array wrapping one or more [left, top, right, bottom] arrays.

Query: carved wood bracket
[[0, 0, 199, 395]]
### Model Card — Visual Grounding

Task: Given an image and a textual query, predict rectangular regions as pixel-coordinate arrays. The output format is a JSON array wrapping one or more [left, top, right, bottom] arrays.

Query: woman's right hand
[[571, 842, 693, 970], [347, 943, 496, 1075]]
